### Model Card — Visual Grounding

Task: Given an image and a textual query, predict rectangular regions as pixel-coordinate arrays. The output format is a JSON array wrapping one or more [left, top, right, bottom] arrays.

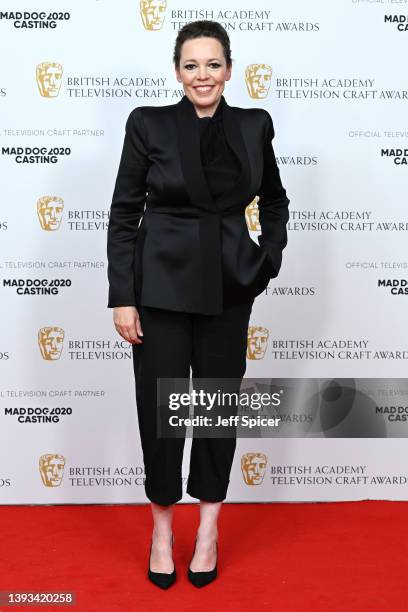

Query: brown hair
[[173, 20, 232, 69]]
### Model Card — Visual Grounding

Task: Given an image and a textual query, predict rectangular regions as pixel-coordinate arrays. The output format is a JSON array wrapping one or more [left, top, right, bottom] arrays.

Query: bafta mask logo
[[37, 196, 64, 231], [245, 198, 260, 232], [245, 64, 272, 99], [247, 326, 269, 360], [140, 0, 166, 30], [241, 452, 267, 485], [36, 62, 63, 97], [38, 327, 65, 360], [39, 453, 66, 487]]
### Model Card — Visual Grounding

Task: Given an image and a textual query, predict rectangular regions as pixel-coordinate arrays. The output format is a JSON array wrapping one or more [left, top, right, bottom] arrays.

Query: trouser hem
[[186, 479, 230, 503], [145, 483, 183, 506]]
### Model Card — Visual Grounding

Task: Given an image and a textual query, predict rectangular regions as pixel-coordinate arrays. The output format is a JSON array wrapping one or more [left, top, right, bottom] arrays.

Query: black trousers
[[131, 299, 254, 506]]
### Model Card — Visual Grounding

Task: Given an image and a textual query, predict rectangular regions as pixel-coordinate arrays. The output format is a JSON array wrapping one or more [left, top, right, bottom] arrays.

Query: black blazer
[[107, 93, 290, 315]]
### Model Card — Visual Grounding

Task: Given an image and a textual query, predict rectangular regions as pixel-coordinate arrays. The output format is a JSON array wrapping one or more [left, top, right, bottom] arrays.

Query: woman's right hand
[[113, 306, 143, 345]]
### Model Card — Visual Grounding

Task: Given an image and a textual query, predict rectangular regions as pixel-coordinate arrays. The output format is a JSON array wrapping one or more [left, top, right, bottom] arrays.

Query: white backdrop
[[1, 0, 408, 503]]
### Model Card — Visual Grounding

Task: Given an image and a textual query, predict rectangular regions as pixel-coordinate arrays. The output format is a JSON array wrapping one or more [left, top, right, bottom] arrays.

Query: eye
[[183, 62, 222, 70]]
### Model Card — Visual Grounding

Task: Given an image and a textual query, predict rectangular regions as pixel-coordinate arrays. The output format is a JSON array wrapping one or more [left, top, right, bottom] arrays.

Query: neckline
[[193, 96, 224, 121]]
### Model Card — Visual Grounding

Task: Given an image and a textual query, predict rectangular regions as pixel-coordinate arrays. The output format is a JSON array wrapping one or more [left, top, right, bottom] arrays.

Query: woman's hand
[[113, 306, 143, 345]]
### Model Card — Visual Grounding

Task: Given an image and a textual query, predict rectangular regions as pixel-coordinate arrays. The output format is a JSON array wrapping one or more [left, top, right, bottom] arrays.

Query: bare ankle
[[197, 527, 218, 543], [152, 527, 173, 544]]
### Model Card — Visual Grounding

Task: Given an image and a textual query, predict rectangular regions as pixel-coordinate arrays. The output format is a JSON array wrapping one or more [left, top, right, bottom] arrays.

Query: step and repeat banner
[[1, 0, 408, 504]]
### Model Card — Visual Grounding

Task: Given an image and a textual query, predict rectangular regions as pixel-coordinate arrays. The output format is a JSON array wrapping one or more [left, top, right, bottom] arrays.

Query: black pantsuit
[[132, 298, 254, 506], [107, 93, 290, 505]]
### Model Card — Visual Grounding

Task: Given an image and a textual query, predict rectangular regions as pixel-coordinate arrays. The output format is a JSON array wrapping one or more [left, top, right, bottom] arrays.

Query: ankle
[[152, 528, 173, 545], [196, 527, 218, 545]]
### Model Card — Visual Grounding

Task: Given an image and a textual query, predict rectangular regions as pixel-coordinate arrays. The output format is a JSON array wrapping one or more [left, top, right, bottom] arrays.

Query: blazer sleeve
[[106, 107, 150, 308], [257, 110, 290, 278]]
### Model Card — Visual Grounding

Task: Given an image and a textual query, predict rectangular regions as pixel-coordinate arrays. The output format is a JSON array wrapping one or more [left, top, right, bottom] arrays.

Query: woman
[[106, 20, 290, 589]]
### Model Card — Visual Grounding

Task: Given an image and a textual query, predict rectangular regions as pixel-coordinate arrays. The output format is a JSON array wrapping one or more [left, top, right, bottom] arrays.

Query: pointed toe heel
[[187, 537, 218, 588], [147, 533, 176, 589]]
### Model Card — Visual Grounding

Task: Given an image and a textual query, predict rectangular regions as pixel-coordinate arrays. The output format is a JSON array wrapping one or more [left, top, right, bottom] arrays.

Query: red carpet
[[0, 501, 406, 611]]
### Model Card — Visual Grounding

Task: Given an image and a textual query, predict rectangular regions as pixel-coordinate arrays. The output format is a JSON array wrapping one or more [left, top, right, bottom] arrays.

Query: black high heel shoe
[[148, 533, 176, 589], [187, 536, 218, 588]]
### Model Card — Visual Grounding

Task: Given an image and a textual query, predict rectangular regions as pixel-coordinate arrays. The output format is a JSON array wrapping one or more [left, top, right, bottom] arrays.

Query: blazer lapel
[[175, 93, 215, 213], [175, 93, 252, 213], [218, 97, 252, 208]]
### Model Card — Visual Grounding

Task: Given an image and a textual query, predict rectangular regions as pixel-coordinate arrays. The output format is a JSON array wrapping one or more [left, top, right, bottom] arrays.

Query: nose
[[197, 66, 209, 80]]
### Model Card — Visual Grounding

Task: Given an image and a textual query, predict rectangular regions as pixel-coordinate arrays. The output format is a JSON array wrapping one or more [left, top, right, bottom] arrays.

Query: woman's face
[[175, 36, 231, 114]]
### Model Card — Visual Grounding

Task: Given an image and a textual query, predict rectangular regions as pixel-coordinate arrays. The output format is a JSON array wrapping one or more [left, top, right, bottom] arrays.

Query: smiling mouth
[[194, 85, 214, 93]]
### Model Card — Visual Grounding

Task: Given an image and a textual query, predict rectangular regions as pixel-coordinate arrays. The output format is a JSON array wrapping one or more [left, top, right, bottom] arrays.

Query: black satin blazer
[[106, 93, 290, 315]]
